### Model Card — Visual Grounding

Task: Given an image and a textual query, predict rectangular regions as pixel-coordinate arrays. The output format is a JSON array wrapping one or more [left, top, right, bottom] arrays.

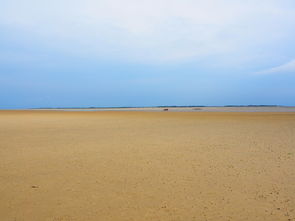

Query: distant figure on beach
[[163, 108, 168, 111]]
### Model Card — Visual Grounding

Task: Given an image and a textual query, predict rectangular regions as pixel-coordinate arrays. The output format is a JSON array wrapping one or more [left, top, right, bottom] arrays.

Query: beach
[[1, 110, 295, 221]]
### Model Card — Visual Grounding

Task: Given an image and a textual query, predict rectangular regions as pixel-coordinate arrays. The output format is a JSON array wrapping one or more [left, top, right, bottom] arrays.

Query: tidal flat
[[1, 111, 295, 221]]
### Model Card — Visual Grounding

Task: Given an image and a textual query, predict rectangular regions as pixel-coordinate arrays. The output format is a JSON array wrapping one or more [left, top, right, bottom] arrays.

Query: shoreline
[[3, 106, 295, 112]]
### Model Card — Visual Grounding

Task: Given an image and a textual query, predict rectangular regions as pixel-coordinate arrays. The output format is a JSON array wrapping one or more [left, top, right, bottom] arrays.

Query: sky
[[0, 0, 295, 108]]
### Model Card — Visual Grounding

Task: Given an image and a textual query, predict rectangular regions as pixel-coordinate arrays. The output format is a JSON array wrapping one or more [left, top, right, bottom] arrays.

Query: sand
[[0, 111, 295, 221]]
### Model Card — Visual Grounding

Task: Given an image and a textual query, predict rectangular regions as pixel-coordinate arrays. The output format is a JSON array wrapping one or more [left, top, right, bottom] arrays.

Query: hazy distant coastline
[[29, 105, 295, 112]]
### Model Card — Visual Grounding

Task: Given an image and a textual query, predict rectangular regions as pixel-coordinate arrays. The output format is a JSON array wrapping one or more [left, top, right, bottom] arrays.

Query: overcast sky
[[1, 0, 295, 108]]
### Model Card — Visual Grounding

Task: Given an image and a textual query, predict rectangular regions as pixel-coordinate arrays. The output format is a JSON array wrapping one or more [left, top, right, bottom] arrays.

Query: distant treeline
[[224, 105, 279, 107], [31, 105, 284, 109]]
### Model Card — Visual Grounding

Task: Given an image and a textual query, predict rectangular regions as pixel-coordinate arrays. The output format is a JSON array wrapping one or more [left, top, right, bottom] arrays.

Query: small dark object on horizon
[[163, 108, 169, 111]]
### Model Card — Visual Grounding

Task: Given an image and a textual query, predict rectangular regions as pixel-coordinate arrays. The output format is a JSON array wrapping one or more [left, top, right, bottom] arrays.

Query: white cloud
[[0, 0, 295, 64], [256, 59, 295, 74]]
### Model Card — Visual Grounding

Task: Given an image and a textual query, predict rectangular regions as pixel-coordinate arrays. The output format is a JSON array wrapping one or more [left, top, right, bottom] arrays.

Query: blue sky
[[1, 0, 295, 108]]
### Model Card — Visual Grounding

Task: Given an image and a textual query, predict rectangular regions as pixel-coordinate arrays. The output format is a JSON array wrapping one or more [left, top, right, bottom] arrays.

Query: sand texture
[[1, 111, 295, 221]]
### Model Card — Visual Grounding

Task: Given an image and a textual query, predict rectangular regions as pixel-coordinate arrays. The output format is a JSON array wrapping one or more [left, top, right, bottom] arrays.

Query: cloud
[[0, 0, 295, 64], [256, 59, 295, 74]]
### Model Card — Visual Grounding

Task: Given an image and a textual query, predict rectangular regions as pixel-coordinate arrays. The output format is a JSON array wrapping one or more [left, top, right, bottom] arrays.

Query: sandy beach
[[1, 110, 295, 221]]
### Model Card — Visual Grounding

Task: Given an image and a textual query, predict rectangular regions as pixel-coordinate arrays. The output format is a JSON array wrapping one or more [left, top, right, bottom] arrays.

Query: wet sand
[[1, 111, 295, 221]]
